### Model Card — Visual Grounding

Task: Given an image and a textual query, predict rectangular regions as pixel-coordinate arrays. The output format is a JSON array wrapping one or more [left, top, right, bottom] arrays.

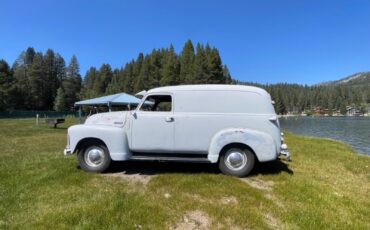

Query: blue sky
[[1, 0, 370, 85]]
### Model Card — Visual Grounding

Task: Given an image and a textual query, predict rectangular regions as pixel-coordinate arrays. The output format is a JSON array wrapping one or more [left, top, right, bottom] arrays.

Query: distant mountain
[[317, 72, 370, 87]]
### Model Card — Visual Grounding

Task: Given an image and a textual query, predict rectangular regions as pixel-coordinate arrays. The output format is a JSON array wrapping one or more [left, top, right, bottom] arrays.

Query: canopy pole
[[78, 106, 82, 123], [108, 102, 112, 112]]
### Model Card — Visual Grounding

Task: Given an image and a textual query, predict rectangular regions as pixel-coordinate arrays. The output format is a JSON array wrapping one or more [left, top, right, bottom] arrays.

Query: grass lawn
[[0, 118, 369, 229]]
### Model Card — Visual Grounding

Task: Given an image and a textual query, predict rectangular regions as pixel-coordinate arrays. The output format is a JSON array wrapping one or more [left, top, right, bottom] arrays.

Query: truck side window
[[140, 95, 172, 112]]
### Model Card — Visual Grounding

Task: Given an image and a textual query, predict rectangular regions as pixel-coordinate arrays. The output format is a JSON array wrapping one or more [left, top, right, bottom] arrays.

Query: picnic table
[[45, 118, 65, 128]]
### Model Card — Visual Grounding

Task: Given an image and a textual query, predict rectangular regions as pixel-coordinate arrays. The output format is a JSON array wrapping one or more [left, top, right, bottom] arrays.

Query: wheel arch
[[74, 137, 108, 153], [218, 142, 257, 162]]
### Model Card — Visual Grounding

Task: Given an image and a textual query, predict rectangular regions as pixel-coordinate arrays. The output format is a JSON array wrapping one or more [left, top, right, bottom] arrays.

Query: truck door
[[131, 94, 174, 152]]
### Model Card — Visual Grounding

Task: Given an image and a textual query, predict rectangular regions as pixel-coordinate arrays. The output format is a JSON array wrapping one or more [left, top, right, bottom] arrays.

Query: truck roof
[[148, 84, 270, 97]]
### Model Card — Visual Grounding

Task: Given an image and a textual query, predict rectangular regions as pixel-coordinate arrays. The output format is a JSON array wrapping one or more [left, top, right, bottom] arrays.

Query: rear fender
[[208, 128, 277, 163]]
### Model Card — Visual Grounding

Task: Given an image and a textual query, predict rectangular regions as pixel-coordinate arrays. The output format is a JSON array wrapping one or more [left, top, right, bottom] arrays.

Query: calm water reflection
[[280, 116, 370, 155]]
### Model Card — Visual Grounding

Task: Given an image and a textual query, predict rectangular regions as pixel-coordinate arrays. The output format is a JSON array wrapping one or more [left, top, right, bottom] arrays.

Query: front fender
[[68, 124, 131, 161], [208, 128, 277, 163]]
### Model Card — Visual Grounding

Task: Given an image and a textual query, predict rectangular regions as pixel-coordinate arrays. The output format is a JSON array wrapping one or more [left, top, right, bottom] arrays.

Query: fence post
[[36, 114, 39, 128]]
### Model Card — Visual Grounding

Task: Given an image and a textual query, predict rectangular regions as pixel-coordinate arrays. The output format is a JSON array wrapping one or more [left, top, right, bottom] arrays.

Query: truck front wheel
[[219, 147, 255, 177], [77, 144, 111, 173]]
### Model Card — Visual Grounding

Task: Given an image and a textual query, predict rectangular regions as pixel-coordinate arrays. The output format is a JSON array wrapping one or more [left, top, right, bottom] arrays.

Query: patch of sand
[[185, 193, 207, 203], [241, 178, 274, 191], [221, 196, 238, 205], [224, 218, 248, 230], [104, 172, 153, 185], [171, 210, 211, 230], [264, 213, 280, 230], [265, 193, 284, 208]]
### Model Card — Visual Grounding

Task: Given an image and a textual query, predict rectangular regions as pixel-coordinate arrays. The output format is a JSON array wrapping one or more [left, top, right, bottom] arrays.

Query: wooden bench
[[45, 118, 65, 128]]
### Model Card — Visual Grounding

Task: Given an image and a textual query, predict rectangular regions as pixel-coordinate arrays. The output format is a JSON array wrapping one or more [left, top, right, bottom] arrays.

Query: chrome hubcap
[[225, 148, 247, 171], [84, 147, 105, 167]]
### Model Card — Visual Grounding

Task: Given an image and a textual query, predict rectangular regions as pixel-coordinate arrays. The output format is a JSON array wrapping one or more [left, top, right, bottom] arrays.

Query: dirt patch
[[265, 193, 284, 208], [241, 178, 274, 191], [224, 218, 247, 230], [264, 213, 280, 230], [171, 210, 211, 230], [104, 172, 154, 185], [242, 178, 284, 209], [221, 196, 238, 205], [185, 193, 238, 206], [185, 193, 207, 203]]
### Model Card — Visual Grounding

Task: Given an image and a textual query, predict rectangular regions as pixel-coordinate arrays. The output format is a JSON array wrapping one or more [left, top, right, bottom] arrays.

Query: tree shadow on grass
[[104, 159, 293, 176]]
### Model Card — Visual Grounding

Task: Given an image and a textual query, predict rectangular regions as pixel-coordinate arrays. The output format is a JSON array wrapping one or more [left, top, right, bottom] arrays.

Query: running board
[[129, 154, 210, 163]]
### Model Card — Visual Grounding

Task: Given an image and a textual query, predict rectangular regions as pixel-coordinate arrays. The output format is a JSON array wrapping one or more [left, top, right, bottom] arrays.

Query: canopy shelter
[[75, 93, 142, 112]]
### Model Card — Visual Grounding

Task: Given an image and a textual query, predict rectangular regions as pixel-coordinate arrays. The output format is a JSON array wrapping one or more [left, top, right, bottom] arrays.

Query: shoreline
[[282, 130, 370, 156], [280, 118, 370, 156]]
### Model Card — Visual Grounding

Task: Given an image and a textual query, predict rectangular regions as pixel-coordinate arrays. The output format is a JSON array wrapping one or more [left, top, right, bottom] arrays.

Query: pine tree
[[94, 64, 113, 95], [134, 55, 151, 92], [53, 87, 66, 111], [359, 103, 368, 114], [204, 43, 212, 61], [44, 49, 59, 109], [0, 60, 17, 110], [180, 40, 195, 84], [54, 53, 66, 84], [81, 67, 98, 98], [105, 68, 119, 94], [340, 101, 347, 115], [122, 63, 135, 94], [161, 45, 179, 86], [327, 95, 333, 115], [222, 65, 233, 84], [132, 53, 144, 93], [63, 55, 81, 109], [274, 93, 286, 114], [28, 52, 47, 109], [25, 47, 35, 66], [150, 49, 163, 88], [12, 51, 30, 108], [193, 43, 208, 84], [207, 48, 224, 84]]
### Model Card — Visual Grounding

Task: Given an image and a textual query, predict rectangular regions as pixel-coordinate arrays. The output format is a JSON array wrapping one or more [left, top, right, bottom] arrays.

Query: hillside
[[317, 72, 370, 87]]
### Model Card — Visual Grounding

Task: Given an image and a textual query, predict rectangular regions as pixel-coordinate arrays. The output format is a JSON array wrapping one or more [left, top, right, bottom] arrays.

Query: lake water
[[279, 116, 370, 155]]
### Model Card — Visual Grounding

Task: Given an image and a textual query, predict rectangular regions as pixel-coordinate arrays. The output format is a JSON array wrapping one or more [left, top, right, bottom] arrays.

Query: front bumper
[[64, 147, 72, 155]]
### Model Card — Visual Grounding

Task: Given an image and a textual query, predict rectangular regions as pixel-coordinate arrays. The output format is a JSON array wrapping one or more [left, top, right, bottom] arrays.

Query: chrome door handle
[[165, 117, 174, 122]]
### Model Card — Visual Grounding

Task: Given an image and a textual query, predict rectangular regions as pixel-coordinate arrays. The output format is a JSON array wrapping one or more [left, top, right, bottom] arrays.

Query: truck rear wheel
[[219, 147, 255, 177], [77, 144, 111, 173]]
